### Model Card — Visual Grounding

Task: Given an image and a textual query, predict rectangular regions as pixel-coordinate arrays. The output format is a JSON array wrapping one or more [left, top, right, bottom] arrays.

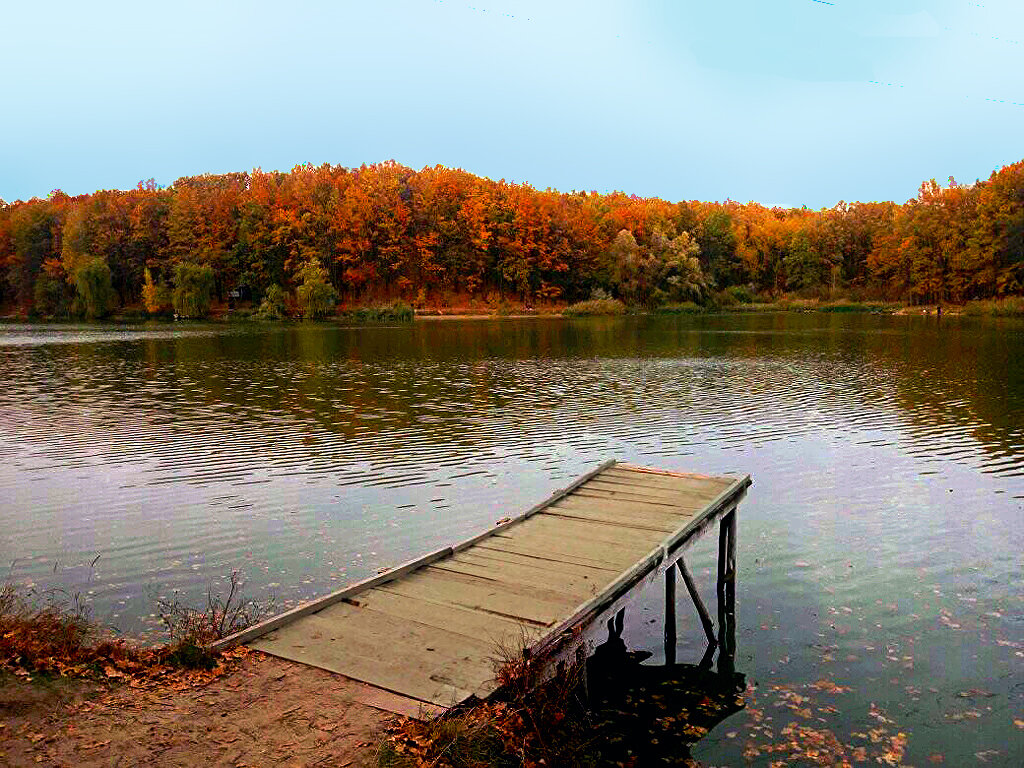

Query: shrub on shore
[[255, 284, 288, 320], [1, 570, 269, 677], [349, 301, 414, 322], [563, 298, 626, 316], [653, 301, 705, 314], [962, 297, 1024, 316]]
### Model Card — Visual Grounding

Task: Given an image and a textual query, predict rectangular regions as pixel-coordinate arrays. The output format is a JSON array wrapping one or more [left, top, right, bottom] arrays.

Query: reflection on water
[[1, 314, 1022, 766]]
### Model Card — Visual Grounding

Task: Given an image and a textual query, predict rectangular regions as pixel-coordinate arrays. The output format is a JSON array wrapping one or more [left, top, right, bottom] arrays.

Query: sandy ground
[[0, 653, 393, 767]]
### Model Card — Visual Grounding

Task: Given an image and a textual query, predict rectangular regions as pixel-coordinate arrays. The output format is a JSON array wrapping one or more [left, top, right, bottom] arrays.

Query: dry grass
[[0, 570, 271, 677], [156, 570, 273, 647], [378, 634, 598, 768], [0, 580, 104, 672]]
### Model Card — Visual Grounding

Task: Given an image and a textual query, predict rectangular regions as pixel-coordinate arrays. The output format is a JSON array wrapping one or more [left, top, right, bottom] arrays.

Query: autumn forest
[[2, 158, 1023, 318]]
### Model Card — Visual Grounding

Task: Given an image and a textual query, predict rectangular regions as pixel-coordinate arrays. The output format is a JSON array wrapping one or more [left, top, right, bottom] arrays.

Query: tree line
[[1, 158, 1022, 318]]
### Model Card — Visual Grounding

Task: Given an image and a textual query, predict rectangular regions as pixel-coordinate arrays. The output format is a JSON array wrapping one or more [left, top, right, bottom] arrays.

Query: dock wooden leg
[[717, 508, 737, 675], [717, 512, 728, 647], [677, 556, 716, 644], [726, 508, 737, 652], [665, 563, 677, 666]]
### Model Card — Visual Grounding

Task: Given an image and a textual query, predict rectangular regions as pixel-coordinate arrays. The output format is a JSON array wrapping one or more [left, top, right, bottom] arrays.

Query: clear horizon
[[3, 0, 1023, 208]]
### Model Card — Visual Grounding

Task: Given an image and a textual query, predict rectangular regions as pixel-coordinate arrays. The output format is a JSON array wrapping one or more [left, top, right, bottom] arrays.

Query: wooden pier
[[213, 460, 750, 714]]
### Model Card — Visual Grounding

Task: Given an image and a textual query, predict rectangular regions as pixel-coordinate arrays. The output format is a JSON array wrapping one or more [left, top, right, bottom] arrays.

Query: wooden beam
[[676, 556, 716, 645], [665, 562, 677, 666]]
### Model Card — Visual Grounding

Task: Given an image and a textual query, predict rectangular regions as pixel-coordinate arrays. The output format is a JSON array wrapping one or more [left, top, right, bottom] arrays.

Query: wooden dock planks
[[217, 461, 750, 711]]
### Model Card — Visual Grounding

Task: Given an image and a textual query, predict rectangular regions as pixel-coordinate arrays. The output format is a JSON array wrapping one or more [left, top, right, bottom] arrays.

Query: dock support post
[[677, 556, 716, 645], [664, 562, 677, 666], [716, 508, 737, 675]]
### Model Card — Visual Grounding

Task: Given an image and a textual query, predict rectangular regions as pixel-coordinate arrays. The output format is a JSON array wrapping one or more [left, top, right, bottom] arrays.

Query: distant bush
[[725, 285, 754, 304], [73, 259, 116, 319], [255, 284, 288, 320], [172, 263, 215, 319], [654, 302, 704, 314], [818, 302, 874, 313], [350, 301, 414, 322], [962, 297, 1024, 316], [563, 298, 627, 316]]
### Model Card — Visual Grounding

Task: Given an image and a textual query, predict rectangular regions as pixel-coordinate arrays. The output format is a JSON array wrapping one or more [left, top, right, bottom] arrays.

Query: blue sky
[[2, 0, 1022, 207]]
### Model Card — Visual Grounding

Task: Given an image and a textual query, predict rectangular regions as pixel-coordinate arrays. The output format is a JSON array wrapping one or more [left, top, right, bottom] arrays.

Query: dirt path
[[0, 653, 392, 767]]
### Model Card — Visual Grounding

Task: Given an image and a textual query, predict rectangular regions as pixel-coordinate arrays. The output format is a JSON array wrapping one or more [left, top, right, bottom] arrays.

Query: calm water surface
[[1, 314, 1022, 765]]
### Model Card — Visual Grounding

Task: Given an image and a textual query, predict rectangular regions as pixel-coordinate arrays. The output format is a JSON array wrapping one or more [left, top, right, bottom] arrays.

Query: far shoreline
[[3, 296, 1024, 325]]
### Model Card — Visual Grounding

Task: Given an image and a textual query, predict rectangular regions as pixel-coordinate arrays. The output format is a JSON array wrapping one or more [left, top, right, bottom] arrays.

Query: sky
[[2, 0, 1023, 208]]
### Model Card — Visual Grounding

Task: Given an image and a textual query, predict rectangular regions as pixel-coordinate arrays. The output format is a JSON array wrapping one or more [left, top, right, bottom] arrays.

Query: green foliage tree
[[784, 230, 826, 292], [7, 202, 61, 307], [73, 258, 116, 319], [256, 284, 287, 320], [653, 229, 707, 303], [142, 268, 171, 315], [33, 273, 69, 317], [294, 258, 337, 318], [172, 262, 215, 318]]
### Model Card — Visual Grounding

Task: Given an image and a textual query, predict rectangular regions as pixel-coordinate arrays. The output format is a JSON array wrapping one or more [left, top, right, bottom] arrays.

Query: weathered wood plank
[[616, 463, 725, 481], [551, 495, 697, 522], [429, 558, 602, 600], [603, 466, 733, 491], [512, 514, 667, 549], [542, 505, 680, 533], [567, 487, 691, 509], [492, 528, 654, 563], [253, 618, 486, 705], [307, 603, 499, 662], [600, 467, 729, 488], [584, 479, 722, 503], [473, 539, 636, 573], [569, 486, 723, 512], [452, 548, 621, 577], [339, 588, 538, 644], [591, 479, 728, 504], [540, 509, 676, 534], [553, 493, 688, 514], [376, 570, 571, 626], [419, 564, 590, 605]]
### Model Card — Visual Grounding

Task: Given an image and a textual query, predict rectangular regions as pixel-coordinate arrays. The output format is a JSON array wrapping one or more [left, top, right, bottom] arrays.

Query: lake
[[1, 313, 1021, 765]]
